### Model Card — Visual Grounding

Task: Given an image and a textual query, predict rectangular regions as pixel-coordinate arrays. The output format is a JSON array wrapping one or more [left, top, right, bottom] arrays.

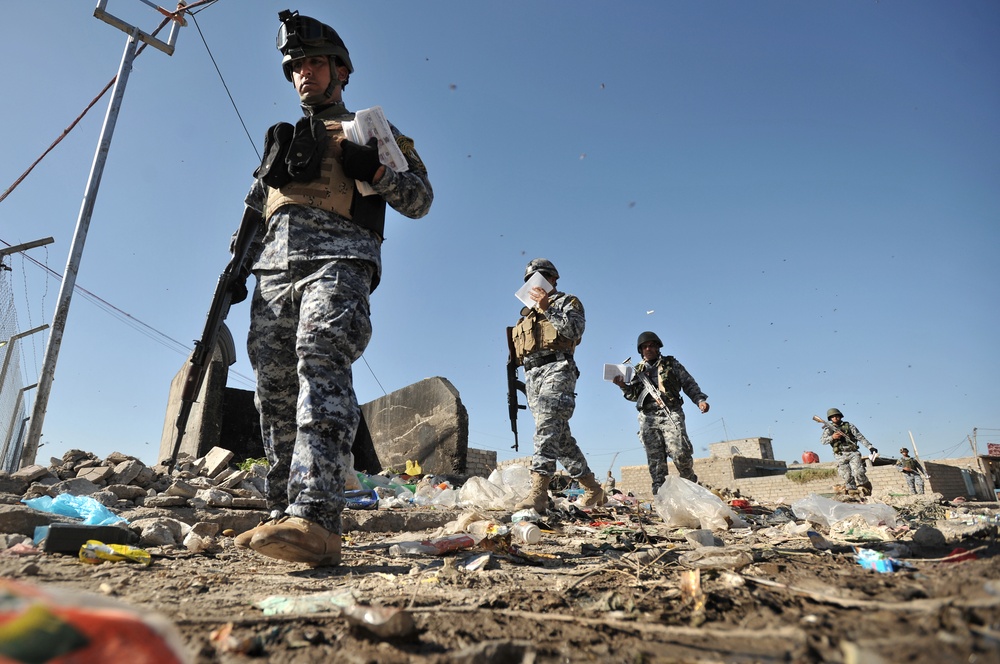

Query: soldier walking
[[821, 408, 878, 496], [896, 447, 926, 494], [509, 259, 605, 514], [613, 332, 709, 494], [232, 10, 432, 566]]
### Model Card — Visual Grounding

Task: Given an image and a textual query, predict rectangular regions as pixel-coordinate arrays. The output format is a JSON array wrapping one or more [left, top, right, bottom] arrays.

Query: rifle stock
[[506, 326, 526, 451], [167, 207, 261, 466]]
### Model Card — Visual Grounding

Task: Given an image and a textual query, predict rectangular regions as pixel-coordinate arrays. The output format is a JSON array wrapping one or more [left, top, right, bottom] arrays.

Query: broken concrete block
[[203, 447, 234, 478], [76, 466, 114, 484]]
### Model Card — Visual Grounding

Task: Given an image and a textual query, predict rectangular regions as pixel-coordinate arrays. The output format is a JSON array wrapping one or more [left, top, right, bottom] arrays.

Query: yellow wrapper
[[79, 540, 152, 566]]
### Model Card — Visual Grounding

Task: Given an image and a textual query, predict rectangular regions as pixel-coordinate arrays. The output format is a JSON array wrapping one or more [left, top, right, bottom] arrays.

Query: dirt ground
[[2, 497, 999, 664]]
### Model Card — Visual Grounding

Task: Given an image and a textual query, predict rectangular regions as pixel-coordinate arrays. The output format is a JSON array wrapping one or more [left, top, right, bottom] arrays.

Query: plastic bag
[[653, 477, 748, 530], [0, 578, 188, 663], [457, 476, 508, 510], [791, 493, 898, 528], [22, 494, 127, 526]]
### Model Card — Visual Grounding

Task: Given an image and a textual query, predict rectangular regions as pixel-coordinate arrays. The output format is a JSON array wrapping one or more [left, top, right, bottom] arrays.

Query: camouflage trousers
[[638, 408, 697, 493], [248, 259, 374, 534], [833, 449, 869, 490], [525, 360, 591, 478], [904, 472, 925, 494]]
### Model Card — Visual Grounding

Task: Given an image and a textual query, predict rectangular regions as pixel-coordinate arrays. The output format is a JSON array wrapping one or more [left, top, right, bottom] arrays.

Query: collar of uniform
[[307, 101, 351, 120]]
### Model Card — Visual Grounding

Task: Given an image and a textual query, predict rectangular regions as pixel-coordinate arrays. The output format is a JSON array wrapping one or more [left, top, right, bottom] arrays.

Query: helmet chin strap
[[299, 57, 344, 111]]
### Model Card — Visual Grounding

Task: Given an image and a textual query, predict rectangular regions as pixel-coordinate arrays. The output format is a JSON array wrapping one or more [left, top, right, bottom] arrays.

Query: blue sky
[[1, 1, 997, 476]]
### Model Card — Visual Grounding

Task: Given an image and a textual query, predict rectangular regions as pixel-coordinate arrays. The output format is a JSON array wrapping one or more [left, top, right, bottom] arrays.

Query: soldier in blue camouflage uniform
[[233, 10, 432, 566], [510, 259, 605, 514], [821, 408, 877, 496], [896, 447, 926, 494], [613, 331, 709, 494]]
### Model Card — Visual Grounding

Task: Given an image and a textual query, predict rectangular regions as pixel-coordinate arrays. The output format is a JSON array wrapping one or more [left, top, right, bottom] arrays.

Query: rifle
[[811, 415, 878, 460], [622, 356, 667, 411], [505, 326, 526, 451], [167, 207, 261, 466]]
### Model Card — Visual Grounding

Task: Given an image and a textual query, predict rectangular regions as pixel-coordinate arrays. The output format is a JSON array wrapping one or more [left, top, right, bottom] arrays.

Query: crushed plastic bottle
[[388, 534, 476, 556], [511, 508, 541, 523], [466, 520, 510, 538]]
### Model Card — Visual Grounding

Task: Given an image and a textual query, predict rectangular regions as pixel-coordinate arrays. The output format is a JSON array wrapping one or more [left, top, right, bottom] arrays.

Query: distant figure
[[821, 408, 878, 496], [613, 331, 709, 494], [896, 448, 926, 494], [603, 471, 616, 494], [509, 258, 606, 514]]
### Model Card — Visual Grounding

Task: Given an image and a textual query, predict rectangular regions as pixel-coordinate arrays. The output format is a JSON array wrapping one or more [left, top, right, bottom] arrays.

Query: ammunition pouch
[[511, 311, 575, 365], [253, 117, 328, 188]]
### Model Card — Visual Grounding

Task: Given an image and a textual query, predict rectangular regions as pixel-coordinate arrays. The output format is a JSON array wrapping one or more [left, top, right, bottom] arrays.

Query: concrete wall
[[708, 437, 774, 460], [621, 457, 984, 502], [466, 448, 498, 478]]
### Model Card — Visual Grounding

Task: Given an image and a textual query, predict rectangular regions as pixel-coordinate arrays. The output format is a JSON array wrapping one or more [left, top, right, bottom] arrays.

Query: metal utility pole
[[21, 1, 185, 466]]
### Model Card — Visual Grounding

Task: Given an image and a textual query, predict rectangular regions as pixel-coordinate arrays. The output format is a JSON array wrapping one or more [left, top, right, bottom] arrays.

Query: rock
[[75, 466, 114, 485], [111, 460, 145, 486], [912, 525, 947, 547], [11, 465, 51, 483], [50, 478, 100, 496]]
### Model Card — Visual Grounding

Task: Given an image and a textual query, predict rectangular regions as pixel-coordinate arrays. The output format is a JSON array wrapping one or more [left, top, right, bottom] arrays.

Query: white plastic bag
[[653, 477, 747, 530], [791, 493, 898, 528]]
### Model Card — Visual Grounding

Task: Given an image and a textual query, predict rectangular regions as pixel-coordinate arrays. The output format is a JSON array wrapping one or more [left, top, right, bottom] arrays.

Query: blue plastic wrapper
[[854, 547, 906, 573], [22, 494, 127, 526], [345, 488, 378, 510]]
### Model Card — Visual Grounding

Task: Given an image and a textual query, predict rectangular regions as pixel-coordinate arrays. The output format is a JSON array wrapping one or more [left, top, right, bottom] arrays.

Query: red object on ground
[[942, 547, 978, 563], [729, 499, 751, 510], [802, 451, 820, 464]]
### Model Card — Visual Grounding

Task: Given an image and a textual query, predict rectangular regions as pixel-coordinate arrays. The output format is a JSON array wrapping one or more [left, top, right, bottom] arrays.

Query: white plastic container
[[511, 521, 541, 545]]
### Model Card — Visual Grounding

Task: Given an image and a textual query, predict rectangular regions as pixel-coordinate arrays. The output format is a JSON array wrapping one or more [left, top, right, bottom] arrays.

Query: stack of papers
[[341, 106, 408, 196]]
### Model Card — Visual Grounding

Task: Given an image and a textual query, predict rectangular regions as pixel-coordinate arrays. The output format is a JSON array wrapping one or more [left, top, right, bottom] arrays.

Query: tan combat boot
[[578, 472, 607, 508], [250, 516, 342, 567], [515, 473, 551, 514]]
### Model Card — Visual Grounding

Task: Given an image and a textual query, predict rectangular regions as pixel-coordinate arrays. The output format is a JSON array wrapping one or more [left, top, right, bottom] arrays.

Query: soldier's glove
[[229, 265, 251, 305], [341, 136, 382, 184]]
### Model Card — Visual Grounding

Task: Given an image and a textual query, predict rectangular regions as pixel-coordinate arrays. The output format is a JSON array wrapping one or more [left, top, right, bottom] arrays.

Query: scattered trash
[[34, 523, 138, 555], [791, 493, 898, 529], [22, 494, 127, 526], [511, 521, 541, 545], [511, 508, 542, 523], [0, 578, 188, 662], [684, 529, 720, 548], [854, 547, 908, 573], [941, 547, 978, 563], [460, 552, 493, 572], [654, 477, 748, 530], [678, 546, 753, 570], [345, 488, 379, 510], [210, 622, 264, 655], [256, 590, 357, 616], [388, 534, 477, 556], [806, 530, 833, 550], [79, 540, 152, 566], [342, 603, 416, 638]]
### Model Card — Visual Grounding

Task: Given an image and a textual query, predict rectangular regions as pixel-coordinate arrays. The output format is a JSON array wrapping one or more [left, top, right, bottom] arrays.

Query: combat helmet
[[524, 258, 559, 282], [827, 408, 844, 420], [277, 10, 354, 88], [636, 331, 663, 354]]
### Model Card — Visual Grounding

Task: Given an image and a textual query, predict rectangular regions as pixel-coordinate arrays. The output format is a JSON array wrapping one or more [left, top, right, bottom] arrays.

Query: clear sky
[[1, 1, 997, 476]]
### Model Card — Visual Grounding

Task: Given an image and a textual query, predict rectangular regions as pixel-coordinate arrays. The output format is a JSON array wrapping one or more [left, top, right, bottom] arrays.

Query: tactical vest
[[830, 422, 859, 454], [900, 457, 919, 472], [264, 120, 386, 239], [637, 357, 682, 409], [510, 306, 578, 365]]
